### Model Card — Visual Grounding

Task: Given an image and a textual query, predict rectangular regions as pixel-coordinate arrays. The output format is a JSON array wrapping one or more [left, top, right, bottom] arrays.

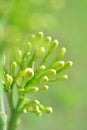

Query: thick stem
[[0, 55, 7, 130], [8, 110, 21, 130]]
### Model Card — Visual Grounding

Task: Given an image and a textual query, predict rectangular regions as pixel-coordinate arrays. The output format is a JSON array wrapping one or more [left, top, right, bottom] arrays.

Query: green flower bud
[[36, 109, 42, 116], [15, 50, 22, 63], [5, 74, 13, 91], [15, 68, 34, 81], [25, 42, 31, 52], [29, 34, 36, 43], [39, 65, 46, 71], [37, 32, 44, 39], [62, 61, 73, 70], [38, 85, 49, 92], [52, 61, 65, 71], [24, 100, 40, 107], [36, 46, 45, 57], [39, 76, 49, 84], [43, 69, 56, 78], [18, 87, 39, 94], [50, 74, 68, 82], [44, 107, 53, 114], [55, 47, 66, 61], [49, 39, 59, 54], [41, 39, 58, 64], [10, 61, 17, 76], [52, 39, 59, 49], [46, 36, 52, 43]]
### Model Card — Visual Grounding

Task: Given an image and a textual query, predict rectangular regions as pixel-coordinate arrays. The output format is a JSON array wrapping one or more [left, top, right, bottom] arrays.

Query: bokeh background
[[0, 0, 87, 130]]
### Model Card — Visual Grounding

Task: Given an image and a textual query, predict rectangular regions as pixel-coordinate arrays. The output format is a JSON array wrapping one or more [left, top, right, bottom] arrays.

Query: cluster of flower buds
[[3, 32, 73, 116]]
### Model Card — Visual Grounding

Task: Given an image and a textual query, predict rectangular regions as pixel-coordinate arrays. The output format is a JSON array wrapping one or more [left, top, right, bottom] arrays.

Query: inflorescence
[[3, 32, 73, 116]]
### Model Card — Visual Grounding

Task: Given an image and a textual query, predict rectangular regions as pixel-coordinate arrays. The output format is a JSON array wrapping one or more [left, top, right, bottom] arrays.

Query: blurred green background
[[0, 0, 87, 130]]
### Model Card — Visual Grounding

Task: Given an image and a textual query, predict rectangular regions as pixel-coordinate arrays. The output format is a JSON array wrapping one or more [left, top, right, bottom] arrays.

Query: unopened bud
[[44, 69, 56, 78], [15, 50, 22, 63], [25, 100, 40, 107], [39, 76, 49, 84], [36, 109, 42, 116], [52, 61, 65, 71], [56, 47, 66, 60], [11, 61, 17, 76], [39, 85, 49, 92], [44, 107, 53, 114], [46, 36, 52, 43], [37, 32, 44, 39], [37, 46, 45, 57], [16, 68, 34, 81], [39, 65, 46, 71], [49, 74, 68, 82], [63, 61, 73, 70], [25, 42, 31, 52], [49, 39, 58, 54], [5, 74, 13, 91], [19, 87, 39, 94]]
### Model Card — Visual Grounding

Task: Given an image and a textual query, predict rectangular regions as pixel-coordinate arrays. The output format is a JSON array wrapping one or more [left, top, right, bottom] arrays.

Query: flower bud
[[55, 47, 66, 61], [39, 65, 46, 71], [39, 76, 49, 84], [50, 75, 68, 82], [52, 61, 65, 71], [15, 50, 22, 63], [25, 42, 31, 53], [43, 69, 56, 78], [25, 100, 40, 107], [36, 109, 42, 116], [62, 61, 73, 70], [38, 85, 49, 92], [19, 87, 39, 94], [46, 36, 52, 43], [49, 39, 58, 54], [37, 32, 44, 39], [44, 107, 53, 114], [29, 34, 36, 42], [15, 68, 34, 81], [10, 61, 17, 76], [5, 74, 13, 91], [36, 46, 45, 57]]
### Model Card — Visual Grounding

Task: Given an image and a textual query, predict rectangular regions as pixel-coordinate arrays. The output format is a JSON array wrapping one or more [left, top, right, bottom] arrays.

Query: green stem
[[0, 55, 7, 130], [8, 110, 21, 130], [7, 91, 14, 113]]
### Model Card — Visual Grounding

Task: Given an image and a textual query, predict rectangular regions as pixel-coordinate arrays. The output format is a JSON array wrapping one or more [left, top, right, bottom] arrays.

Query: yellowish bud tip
[[67, 61, 73, 67], [44, 107, 53, 114], [39, 65, 46, 71], [5, 74, 13, 85], [33, 100, 40, 105], [43, 85, 49, 90], [53, 39, 59, 47], [38, 32, 44, 39], [11, 61, 17, 68], [40, 76, 49, 84], [52, 61, 65, 71], [39, 85, 49, 92], [62, 47, 67, 53], [23, 68, 34, 79], [50, 69, 56, 75], [62, 74, 68, 79], [46, 36, 52, 42], [40, 46, 45, 53], [26, 42, 31, 51]]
